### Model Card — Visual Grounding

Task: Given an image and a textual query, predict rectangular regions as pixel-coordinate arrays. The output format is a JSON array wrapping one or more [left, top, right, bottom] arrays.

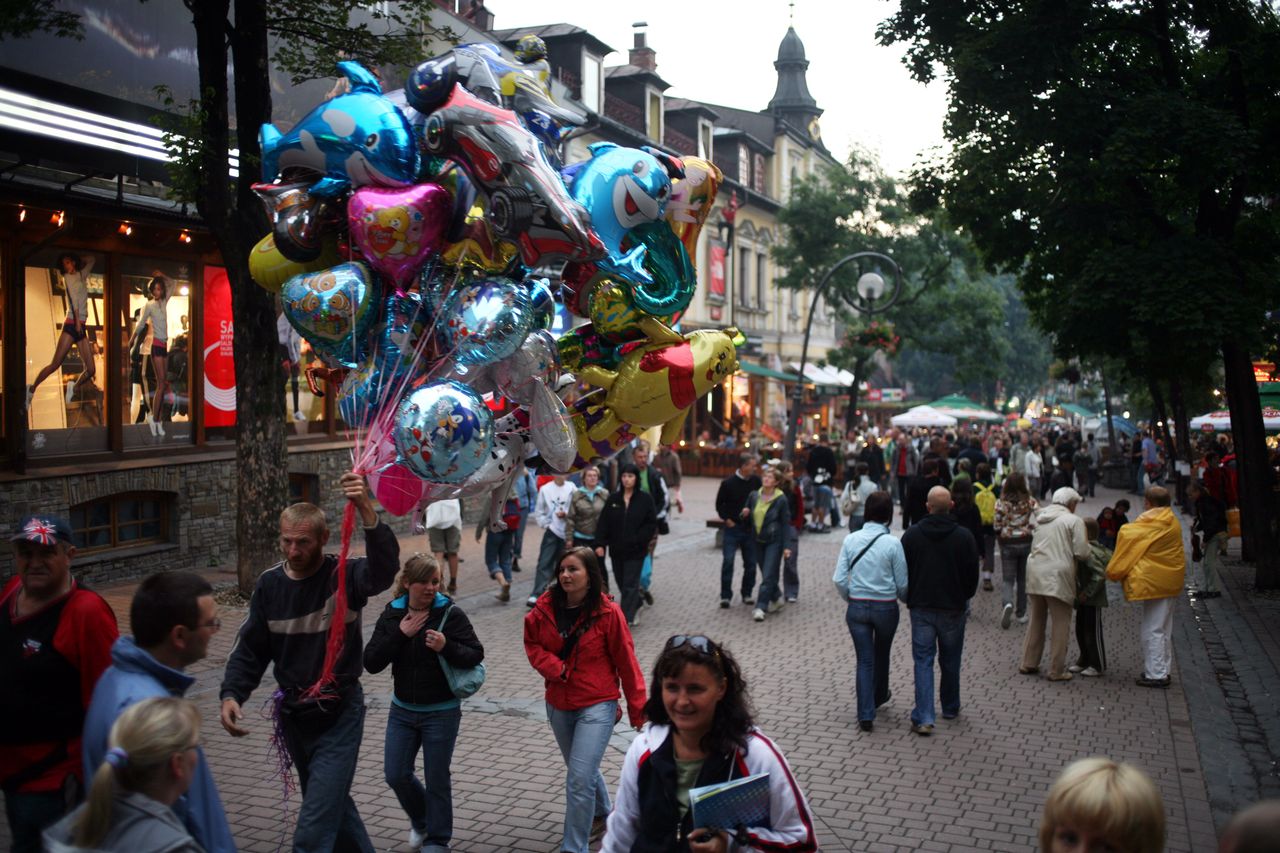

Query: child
[[1071, 518, 1111, 677], [1039, 757, 1164, 853]]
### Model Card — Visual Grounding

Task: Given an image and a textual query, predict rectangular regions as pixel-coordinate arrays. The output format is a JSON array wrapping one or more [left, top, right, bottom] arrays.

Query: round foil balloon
[[394, 381, 494, 483], [347, 184, 452, 292], [493, 329, 560, 407], [436, 277, 534, 365], [281, 262, 381, 367]]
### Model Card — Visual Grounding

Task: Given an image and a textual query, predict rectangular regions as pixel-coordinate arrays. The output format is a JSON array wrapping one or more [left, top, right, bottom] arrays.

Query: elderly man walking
[[1020, 487, 1091, 681], [1107, 486, 1184, 688]]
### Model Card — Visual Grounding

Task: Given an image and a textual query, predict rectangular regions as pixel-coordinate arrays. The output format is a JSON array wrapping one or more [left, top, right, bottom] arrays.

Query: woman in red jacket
[[524, 546, 647, 853]]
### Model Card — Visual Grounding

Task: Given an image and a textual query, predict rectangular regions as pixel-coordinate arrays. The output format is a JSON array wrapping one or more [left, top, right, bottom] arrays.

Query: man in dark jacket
[[901, 486, 980, 736], [715, 453, 761, 608], [1187, 480, 1227, 599], [859, 437, 886, 490], [806, 436, 840, 531]]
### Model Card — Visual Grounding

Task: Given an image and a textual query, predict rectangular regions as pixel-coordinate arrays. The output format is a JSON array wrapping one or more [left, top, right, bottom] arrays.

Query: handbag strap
[[438, 602, 452, 632], [848, 532, 888, 575]]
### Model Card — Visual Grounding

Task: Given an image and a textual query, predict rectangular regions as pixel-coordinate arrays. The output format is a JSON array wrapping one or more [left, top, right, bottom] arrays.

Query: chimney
[[629, 27, 656, 71]]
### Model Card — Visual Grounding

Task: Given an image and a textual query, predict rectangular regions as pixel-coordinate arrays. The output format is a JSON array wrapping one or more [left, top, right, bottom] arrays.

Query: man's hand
[[340, 472, 378, 527], [220, 698, 249, 737], [725, 518, 735, 528]]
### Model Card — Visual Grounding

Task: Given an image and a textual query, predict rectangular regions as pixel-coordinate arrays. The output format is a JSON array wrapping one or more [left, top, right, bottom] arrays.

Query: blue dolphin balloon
[[260, 62, 419, 198], [566, 142, 682, 284]]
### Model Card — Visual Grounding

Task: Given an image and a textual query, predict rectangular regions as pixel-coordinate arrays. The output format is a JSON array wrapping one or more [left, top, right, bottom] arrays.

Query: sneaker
[[1016, 614, 1029, 625], [911, 723, 934, 736], [641, 589, 654, 606], [1135, 675, 1171, 688], [1047, 672, 1073, 682], [1000, 603, 1013, 630], [526, 596, 538, 608], [719, 598, 731, 609], [64, 376, 77, 403], [1068, 664, 1083, 673], [1080, 667, 1102, 677], [786, 596, 798, 603], [629, 610, 640, 627], [292, 410, 306, 421], [876, 690, 892, 709], [408, 827, 425, 849], [752, 608, 765, 622], [767, 599, 784, 614], [742, 595, 755, 605]]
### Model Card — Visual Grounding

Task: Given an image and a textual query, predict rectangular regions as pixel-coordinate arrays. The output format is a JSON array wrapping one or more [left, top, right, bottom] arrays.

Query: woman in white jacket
[[603, 636, 817, 853], [1020, 488, 1091, 682]]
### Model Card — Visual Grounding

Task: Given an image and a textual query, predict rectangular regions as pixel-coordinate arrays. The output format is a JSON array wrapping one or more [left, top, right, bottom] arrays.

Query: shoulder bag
[[437, 605, 486, 698]]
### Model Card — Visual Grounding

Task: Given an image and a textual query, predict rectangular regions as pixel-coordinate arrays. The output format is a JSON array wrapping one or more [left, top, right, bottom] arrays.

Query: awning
[[1189, 408, 1280, 432], [788, 362, 851, 387], [737, 362, 798, 383], [1061, 403, 1097, 419], [891, 405, 958, 428], [926, 393, 1002, 422]]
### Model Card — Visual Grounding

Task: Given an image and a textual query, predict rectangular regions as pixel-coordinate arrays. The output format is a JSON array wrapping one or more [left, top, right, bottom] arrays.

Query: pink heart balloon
[[348, 184, 452, 293], [371, 462, 426, 517]]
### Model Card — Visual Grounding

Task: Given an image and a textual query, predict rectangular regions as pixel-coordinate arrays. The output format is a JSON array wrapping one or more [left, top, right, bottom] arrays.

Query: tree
[[881, 0, 1280, 587]]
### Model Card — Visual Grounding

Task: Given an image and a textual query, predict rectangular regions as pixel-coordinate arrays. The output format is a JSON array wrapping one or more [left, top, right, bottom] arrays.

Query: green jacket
[[1076, 542, 1111, 608]]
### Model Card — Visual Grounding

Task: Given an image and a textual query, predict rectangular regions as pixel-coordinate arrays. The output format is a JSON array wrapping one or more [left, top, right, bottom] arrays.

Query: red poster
[[709, 244, 726, 299], [202, 266, 236, 426]]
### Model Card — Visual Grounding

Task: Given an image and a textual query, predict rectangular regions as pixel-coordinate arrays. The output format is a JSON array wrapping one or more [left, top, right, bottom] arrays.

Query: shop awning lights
[[49, 210, 64, 225], [118, 222, 132, 236], [18, 207, 26, 222]]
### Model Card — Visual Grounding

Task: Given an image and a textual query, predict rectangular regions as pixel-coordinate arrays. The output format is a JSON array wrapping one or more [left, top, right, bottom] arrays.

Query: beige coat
[[1025, 503, 1090, 605]]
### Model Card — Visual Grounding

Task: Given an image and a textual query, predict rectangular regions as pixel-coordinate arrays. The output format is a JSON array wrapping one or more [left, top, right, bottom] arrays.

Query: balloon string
[[300, 500, 356, 702]]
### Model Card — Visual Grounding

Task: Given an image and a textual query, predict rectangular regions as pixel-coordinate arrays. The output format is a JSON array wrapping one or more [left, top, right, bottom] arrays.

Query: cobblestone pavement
[[1, 477, 1236, 851]]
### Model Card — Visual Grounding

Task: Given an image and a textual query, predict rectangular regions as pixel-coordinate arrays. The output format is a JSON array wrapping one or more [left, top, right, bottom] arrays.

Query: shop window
[[70, 491, 170, 553], [120, 258, 193, 450], [289, 471, 320, 504], [23, 247, 108, 457]]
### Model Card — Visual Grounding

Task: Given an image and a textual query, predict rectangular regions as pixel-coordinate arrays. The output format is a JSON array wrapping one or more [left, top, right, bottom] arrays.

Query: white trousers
[[1140, 597, 1176, 679]]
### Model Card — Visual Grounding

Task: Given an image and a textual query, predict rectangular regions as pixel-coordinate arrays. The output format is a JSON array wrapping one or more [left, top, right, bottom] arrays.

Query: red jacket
[[524, 593, 647, 727]]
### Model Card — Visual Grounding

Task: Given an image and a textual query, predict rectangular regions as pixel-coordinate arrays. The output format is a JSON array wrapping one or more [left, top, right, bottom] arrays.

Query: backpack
[[974, 482, 996, 525]]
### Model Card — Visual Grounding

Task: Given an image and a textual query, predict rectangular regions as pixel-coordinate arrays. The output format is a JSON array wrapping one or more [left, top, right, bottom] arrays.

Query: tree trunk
[[1148, 378, 1176, 466], [1222, 339, 1280, 588], [1101, 366, 1117, 462], [1169, 378, 1193, 510]]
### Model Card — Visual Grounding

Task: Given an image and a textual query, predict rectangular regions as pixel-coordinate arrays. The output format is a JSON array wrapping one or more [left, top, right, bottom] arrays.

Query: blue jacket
[[515, 470, 538, 513], [84, 636, 237, 853], [833, 522, 908, 602]]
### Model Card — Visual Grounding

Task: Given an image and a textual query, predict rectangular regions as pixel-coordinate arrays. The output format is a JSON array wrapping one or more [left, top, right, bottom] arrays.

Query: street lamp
[[783, 252, 903, 461]]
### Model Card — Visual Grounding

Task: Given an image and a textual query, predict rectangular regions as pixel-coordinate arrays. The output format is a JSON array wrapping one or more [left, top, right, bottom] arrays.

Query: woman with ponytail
[[45, 696, 203, 852]]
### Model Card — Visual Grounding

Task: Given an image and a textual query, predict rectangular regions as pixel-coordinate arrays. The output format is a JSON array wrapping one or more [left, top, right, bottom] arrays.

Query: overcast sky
[[487, 0, 950, 178]]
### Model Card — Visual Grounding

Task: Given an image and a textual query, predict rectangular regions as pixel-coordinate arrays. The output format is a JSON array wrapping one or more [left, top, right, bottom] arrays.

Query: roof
[[664, 97, 721, 120], [699, 101, 777, 143], [491, 24, 614, 57], [605, 63, 672, 89]]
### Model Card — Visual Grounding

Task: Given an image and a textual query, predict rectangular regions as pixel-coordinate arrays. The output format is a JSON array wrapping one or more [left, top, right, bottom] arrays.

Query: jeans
[[546, 701, 615, 853], [782, 527, 800, 599], [755, 538, 784, 610], [532, 529, 565, 600], [4, 789, 69, 853], [909, 608, 966, 726], [848, 514, 864, 533], [846, 600, 899, 722], [1140, 597, 1175, 679], [384, 704, 461, 852], [1000, 542, 1030, 617], [485, 528, 514, 582], [980, 532, 995, 579], [720, 524, 757, 600], [280, 686, 375, 853], [612, 555, 643, 623]]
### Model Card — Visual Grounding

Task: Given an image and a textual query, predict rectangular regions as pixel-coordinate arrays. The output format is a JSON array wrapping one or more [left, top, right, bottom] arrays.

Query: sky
[[487, 0, 950, 178]]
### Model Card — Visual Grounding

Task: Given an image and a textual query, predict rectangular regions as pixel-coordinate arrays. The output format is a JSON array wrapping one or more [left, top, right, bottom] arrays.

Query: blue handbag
[[437, 604, 486, 698]]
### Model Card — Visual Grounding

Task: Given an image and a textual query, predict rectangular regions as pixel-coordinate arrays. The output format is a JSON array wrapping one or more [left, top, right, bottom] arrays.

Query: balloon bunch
[[249, 41, 742, 522]]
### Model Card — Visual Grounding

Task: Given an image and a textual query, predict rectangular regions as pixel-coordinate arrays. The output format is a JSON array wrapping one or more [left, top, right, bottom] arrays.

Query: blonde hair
[[1039, 757, 1165, 853], [75, 697, 200, 848], [393, 553, 440, 598], [280, 501, 327, 534]]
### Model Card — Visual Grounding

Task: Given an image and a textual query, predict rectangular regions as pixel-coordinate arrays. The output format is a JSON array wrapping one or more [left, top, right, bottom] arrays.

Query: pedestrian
[[1106, 486, 1184, 688], [714, 452, 761, 608], [1219, 800, 1280, 853], [841, 462, 876, 533], [1096, 505, 1120, 550], [995, 473, 1037, 629], [219, 471, 399, 853], [512, 462, 538, 574], [1011, 431, 1031, 480], [904, 458, 943, 528], [481, 478, 520, 602], [44, 697, 203, 853], [632, 441, 668, 608], [859, 434, 886, 489], [806, 435, 839, 531], [528, 473, 578, 607], [889, 428, 921, 511], [1020, 487, 1090, 682], [1085, 433, 1101, 497], [974, 463, 999, 591], [1026, 436, 1044, 498], [1071, 518, 1111, 678], [901, 487, 980, 735], [949, 479, 984, 562], [524, 547, 647, 853], [602, 635, 818, 852], [364, 554, 483, 853], [564, 463, 609, 552], [82, 571, 233, 853], [1187, 480, 1227, 599], [2, 514, 118, 853], [424, 498, 462, 594], [746, 466, 793, 623], [652, 443, 685, 514], [593, 463, 658, 627], [1038, 757, 1165, 853], [833, 492, 908, 733]]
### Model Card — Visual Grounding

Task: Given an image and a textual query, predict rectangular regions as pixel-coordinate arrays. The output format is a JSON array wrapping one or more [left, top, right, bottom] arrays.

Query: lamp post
[[783, 251, 903, 461]]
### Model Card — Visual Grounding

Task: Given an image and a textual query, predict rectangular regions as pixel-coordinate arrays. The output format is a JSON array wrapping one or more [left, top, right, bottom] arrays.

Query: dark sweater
[[901, 513, 980, 611], [220, 522, 399, 707], [363, 595, 484, 706], [715, 472, 761, 522], [595, 489, 658, 560], [1194, 493, 1228, 539]]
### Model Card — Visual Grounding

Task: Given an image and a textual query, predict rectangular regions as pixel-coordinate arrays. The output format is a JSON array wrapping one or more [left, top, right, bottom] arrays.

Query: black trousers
[[1074, 605, 1106, 672]]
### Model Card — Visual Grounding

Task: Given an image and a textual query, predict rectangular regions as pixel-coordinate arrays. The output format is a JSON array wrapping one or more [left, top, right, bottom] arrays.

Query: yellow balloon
[[249, 233, 342, 292]]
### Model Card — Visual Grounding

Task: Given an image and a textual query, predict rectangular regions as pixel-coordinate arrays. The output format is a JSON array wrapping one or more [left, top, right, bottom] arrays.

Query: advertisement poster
[[708, 244, 726, 299], [202, 266, 236, 427]]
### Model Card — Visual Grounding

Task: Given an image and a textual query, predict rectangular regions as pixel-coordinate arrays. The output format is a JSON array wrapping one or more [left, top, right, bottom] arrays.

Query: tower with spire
[[767, 26, 824, 146]]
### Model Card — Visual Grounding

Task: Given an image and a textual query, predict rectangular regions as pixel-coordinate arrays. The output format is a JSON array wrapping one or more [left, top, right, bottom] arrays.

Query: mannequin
[[27, 252, 97, 411]]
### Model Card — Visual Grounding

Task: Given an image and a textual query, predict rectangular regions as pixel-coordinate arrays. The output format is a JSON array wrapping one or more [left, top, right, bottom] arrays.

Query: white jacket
[[602, 723, 818, 852], [534, 480, 577, 539], [1025, 503, 1090, 605]]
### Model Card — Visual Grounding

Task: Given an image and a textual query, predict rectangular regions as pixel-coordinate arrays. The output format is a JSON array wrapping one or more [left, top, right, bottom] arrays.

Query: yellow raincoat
[[1106, 506, 1185, 601]]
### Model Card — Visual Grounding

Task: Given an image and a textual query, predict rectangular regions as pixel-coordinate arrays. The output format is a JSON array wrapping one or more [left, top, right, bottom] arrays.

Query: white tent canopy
[[788, 362, 852, 387], [1189, 409, 1280, 432], [891, 405, 958, 428]]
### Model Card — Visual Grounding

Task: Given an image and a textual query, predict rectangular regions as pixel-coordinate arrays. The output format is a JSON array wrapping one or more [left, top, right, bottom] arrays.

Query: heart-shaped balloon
[[252, 181, 342, 262], [436, 276, 535, 365], [348, 185, 452, 292], [394, 381, 494, 484], [281, 262, 381, 367], [369, 462, 425, 516]]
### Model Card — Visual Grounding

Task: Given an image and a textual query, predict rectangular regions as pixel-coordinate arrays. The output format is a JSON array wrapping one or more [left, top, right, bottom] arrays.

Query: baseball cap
[[10, 515, 76, 546]]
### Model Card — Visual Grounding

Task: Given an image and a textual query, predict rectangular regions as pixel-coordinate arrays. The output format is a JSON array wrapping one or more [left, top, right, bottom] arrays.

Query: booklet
[[689, 772, 771, 831]]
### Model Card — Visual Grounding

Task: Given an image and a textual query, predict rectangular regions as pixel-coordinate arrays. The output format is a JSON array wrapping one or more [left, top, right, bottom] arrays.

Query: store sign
[[866, 387, 905, 402], [708, 244, 726, 299], [1254, 362, 1276, 382], [202, 266, 236, 426]]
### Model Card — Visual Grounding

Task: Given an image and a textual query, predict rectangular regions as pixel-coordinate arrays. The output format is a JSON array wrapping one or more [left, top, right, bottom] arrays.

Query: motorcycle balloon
[[252, 181, 342, 263]]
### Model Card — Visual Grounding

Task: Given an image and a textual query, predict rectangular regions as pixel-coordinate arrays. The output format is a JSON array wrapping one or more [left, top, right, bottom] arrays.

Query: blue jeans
[[846, 600, 900, 722], [514, 510, 531, 559], [532, 529, 565, 599], [783, 527, 800, 599], [280, 686, 374, 853], [755, 537, 784, 609], [546, 700, 616, 853], [848, 514, 865, 533], [909, 608, 966, 727], [384, 703, 461, 852], [485, 528, 514, 582], [721, 524, 757, 600], [4, 790, 69, 853]]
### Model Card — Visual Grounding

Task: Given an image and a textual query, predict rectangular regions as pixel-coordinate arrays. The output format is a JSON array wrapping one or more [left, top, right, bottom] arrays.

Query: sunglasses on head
[[666, 635, 717, 656]]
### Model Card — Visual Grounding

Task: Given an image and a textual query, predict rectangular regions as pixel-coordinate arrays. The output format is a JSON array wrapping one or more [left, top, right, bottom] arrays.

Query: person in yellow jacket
[[1106, 487, 1185, 688]]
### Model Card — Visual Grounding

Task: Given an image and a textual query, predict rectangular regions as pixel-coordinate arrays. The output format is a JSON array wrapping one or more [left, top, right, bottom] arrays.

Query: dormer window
[[698, 120, 713, 160], [581, 54, 602, 112], [738, 144, 750, 185], [753, 153, 766, 194]]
